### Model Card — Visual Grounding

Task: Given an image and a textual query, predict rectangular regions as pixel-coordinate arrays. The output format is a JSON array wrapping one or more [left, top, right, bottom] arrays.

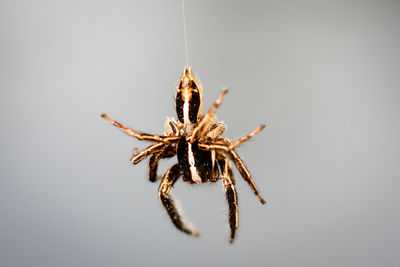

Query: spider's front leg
[[130, 143, 176, 182], [147, 117, 179, 182], [218, 155, 238, 243], [130, 142, 166, 164], [159, 164, 199, 237], [199, 143, 266, 204]]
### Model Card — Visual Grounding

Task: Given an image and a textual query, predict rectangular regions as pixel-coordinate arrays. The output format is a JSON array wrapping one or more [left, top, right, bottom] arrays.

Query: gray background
[[1, 0, 399, 266]]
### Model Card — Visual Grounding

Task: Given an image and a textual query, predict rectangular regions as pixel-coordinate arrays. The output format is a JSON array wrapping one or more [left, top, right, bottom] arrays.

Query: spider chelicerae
[[101, 67, 265, 243]]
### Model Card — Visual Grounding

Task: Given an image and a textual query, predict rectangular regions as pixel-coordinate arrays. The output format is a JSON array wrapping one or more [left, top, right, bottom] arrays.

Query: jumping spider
[[101, 67, 265, 243]]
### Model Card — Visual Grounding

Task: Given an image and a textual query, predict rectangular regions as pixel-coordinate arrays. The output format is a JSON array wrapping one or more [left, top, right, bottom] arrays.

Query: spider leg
[[189, 89, 228, 143], [199, 121, 226, 142], [230, 124, 266, 149], [131, 143, 176, 182], [130, 142, 166, 164], [202, 124, 265, 148], [159, 164, 199, 237], [101, 113, 180, 143], [228, 149, 266, 204], [217, 155, 238, 243], [148, 146, 176, 182], [198, 143, 266, 204]]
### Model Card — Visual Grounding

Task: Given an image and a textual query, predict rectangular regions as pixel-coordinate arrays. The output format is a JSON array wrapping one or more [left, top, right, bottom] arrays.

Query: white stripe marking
[[181, 78, 190, 124], [211, 150, 215, 169], [183, 95, 190, 124], [188, 143, 202, 183]]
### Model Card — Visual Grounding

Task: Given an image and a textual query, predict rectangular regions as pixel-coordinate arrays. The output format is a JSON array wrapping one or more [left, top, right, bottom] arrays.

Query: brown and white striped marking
[[175, 67, 202, 133]]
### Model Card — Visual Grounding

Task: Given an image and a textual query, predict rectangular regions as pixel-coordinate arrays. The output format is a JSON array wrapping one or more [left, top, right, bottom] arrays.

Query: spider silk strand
[[181, 0, 189, 66]]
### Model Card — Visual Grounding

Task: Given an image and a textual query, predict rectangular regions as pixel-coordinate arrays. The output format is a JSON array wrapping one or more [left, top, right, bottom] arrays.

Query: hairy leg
[[159, 164, 199, 236], [218, 155, 238, 243], [230, 124, 266, 149], [148, 146, 176, 182], [130, 142, 166, 165], [198, 143, 266, 204], [101, 113, 179, 143]]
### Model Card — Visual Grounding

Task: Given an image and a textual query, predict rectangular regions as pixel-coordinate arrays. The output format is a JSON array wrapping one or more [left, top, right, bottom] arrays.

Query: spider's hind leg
[[147, 117, 180, 182], [198, 143, 266, 204], [130, 142, 165, 165], [218, 154, 238, 243], [159, 164, 199, 237], [148, 146, 176, 182], [227, 149, 266, 204]]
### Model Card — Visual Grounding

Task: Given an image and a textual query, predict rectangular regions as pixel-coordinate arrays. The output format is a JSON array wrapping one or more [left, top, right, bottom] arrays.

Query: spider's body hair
[[174, 67, 221, 184], [177, 136, 219, 184], [101, 66, 266, 243]]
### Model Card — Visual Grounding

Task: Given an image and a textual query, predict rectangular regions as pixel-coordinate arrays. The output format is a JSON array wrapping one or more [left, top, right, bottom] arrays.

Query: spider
[[101, 67, 266, 243]]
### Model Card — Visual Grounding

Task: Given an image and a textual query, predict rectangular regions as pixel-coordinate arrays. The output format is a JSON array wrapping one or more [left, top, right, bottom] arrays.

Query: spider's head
[[175, 66, 203, 125]]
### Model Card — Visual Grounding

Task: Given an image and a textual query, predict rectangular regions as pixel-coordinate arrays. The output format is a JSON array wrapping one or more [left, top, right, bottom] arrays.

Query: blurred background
[[1, 0, 399, 266]]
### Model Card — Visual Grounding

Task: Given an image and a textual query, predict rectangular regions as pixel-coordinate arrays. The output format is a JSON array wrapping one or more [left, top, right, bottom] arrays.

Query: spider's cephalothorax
[[101, 66, 266, 243]]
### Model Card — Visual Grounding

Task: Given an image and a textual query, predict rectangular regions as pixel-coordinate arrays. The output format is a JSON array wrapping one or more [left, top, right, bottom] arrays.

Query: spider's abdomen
[[176, 88, 200, 124], [175, 67, 203, 126], [177, 137, 217, 183]]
